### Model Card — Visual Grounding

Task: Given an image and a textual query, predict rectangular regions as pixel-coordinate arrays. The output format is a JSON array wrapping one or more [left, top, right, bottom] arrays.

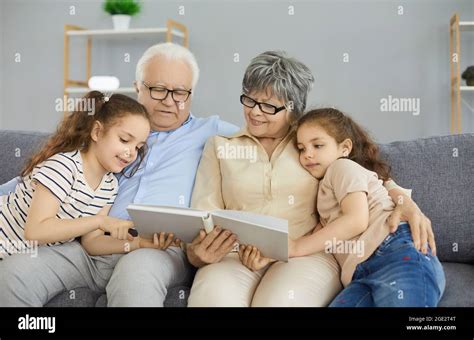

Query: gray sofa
[[0, 129, 472, 307]]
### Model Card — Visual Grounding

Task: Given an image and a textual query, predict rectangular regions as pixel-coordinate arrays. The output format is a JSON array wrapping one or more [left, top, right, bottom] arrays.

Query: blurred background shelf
[[450, 13, 474, 134], [63, 19, 189, 101], [66, 27, 186, 37]]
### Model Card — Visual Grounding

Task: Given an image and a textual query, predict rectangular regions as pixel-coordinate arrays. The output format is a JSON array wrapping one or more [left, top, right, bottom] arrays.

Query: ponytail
[[21, 91, 149, 178]]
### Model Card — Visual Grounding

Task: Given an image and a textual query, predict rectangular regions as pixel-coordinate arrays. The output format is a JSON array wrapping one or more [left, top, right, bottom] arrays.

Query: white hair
[[135, 42, 199, 89]]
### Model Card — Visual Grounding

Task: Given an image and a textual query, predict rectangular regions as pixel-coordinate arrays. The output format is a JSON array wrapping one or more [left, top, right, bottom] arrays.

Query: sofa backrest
[[0, 130, 472, 263], [379, 133, 473, 264], [0, 130, 49, 184]]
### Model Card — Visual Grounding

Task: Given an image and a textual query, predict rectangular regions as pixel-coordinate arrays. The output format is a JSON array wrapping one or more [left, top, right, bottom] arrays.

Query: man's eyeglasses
[[142, 82, 192, 102], [240, 94, 286, 115]]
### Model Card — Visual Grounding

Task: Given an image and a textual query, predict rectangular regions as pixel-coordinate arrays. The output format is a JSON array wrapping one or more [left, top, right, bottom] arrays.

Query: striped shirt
[[0, 150, 118, 259]]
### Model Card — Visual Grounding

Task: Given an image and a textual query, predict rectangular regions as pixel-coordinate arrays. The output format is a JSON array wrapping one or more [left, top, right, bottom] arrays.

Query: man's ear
[[90, 121, 103, 142], [134, 80, 139, 94], [341, 138, 353, 156]]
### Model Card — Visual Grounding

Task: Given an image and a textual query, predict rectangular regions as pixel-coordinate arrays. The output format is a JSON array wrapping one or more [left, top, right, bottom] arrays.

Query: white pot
[[112, 15, 131, 30]]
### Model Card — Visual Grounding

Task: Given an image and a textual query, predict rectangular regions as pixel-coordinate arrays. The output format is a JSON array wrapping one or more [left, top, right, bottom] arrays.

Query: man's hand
[[186, 226, 237, 268], [238, 245, 276, 271], [387, 195, 436, 256]]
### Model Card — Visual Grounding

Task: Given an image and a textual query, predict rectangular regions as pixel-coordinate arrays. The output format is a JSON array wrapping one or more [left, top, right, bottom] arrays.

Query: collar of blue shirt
[[149, 113, 194, 135]]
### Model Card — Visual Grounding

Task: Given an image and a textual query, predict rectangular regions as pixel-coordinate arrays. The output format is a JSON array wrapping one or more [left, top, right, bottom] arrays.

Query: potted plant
[[103, 0, 141, 30], [461, 66, 474, 86]]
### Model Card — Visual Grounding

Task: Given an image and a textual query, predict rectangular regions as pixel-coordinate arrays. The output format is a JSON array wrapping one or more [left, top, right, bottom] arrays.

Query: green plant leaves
[[103, 0, 141, 16]]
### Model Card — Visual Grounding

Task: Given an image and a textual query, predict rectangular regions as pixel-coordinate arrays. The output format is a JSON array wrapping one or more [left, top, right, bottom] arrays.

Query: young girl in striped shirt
[[291, 108, 445, 307], [0, 91, 153, 258]]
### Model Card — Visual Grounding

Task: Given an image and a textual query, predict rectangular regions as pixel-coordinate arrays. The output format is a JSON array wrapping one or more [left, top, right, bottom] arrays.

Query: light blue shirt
[[0, 177, 19, 196], [0, 114, 239, 220]]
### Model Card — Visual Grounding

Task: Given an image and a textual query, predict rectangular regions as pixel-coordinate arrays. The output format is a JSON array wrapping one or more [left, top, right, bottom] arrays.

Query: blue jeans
[[329, 223, 445, 307]]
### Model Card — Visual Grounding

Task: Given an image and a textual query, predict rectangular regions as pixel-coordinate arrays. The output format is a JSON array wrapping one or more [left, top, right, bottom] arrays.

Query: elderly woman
[[187, 51, 435, 307]]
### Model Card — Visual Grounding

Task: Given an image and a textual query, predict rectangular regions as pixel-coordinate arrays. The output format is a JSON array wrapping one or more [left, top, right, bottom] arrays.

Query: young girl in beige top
[[291, 108, 445, 307]]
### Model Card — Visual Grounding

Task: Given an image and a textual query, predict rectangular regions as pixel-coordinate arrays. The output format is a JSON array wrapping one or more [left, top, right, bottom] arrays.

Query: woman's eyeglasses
[[240, 94, 286, 115]]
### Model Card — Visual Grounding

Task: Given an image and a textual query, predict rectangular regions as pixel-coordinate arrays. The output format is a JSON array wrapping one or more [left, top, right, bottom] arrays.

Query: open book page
[[128, 204, 210, 218], [211, 210, 288, 261], [212, 210, 288, 232]]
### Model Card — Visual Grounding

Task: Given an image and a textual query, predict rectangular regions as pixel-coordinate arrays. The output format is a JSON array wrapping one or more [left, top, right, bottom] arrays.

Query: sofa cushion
[[0, 130, 49, 184], [379, 134, 474, 263], [438, 262, 474, 307], [164, 286, 190, 307], [45, 287, 101, 307], [94, 285, 190, 307]]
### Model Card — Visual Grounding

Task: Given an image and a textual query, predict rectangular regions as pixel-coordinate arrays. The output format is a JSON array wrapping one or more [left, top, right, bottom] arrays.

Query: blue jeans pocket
[[375, 223, 413, 255]]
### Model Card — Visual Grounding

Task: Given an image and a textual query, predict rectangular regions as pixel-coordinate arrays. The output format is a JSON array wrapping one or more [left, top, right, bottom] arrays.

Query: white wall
[[1, 0, 473, 142], [0, 0, 3, 130]]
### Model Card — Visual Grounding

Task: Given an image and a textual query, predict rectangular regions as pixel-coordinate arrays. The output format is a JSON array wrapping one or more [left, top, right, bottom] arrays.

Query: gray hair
[[135, 42, 200, 90], [242, 51, 314, 122]]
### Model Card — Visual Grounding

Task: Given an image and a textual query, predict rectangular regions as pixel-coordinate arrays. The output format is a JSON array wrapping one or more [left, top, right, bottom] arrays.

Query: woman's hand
[[238, 245, 276, 271], [98, 216, 135, 241], [138, 232, 182, 250], [387, 195, 436, 255], [186, 227, 237, 268]]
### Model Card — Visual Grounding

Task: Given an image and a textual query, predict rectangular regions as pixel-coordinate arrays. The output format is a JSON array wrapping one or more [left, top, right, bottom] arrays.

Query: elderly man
[[0, 42, 240, 307]]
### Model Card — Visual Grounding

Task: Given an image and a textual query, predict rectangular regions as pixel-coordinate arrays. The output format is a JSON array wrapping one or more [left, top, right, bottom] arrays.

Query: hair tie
[[102, 92, 112, 103]]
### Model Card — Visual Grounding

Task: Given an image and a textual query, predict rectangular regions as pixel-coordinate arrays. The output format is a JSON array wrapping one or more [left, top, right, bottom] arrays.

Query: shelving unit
[[63, 19, 188, 96], [449, 13, 473, 134]]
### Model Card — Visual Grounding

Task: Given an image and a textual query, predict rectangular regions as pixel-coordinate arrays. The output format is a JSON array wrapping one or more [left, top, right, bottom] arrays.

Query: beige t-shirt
[[317, 158, 396, 287], [191, 127, 318, 240]]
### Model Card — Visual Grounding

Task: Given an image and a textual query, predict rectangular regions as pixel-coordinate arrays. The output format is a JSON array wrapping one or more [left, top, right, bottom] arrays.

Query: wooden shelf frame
[[449, 13, 474, 134], [63, 19, 189, 97]]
